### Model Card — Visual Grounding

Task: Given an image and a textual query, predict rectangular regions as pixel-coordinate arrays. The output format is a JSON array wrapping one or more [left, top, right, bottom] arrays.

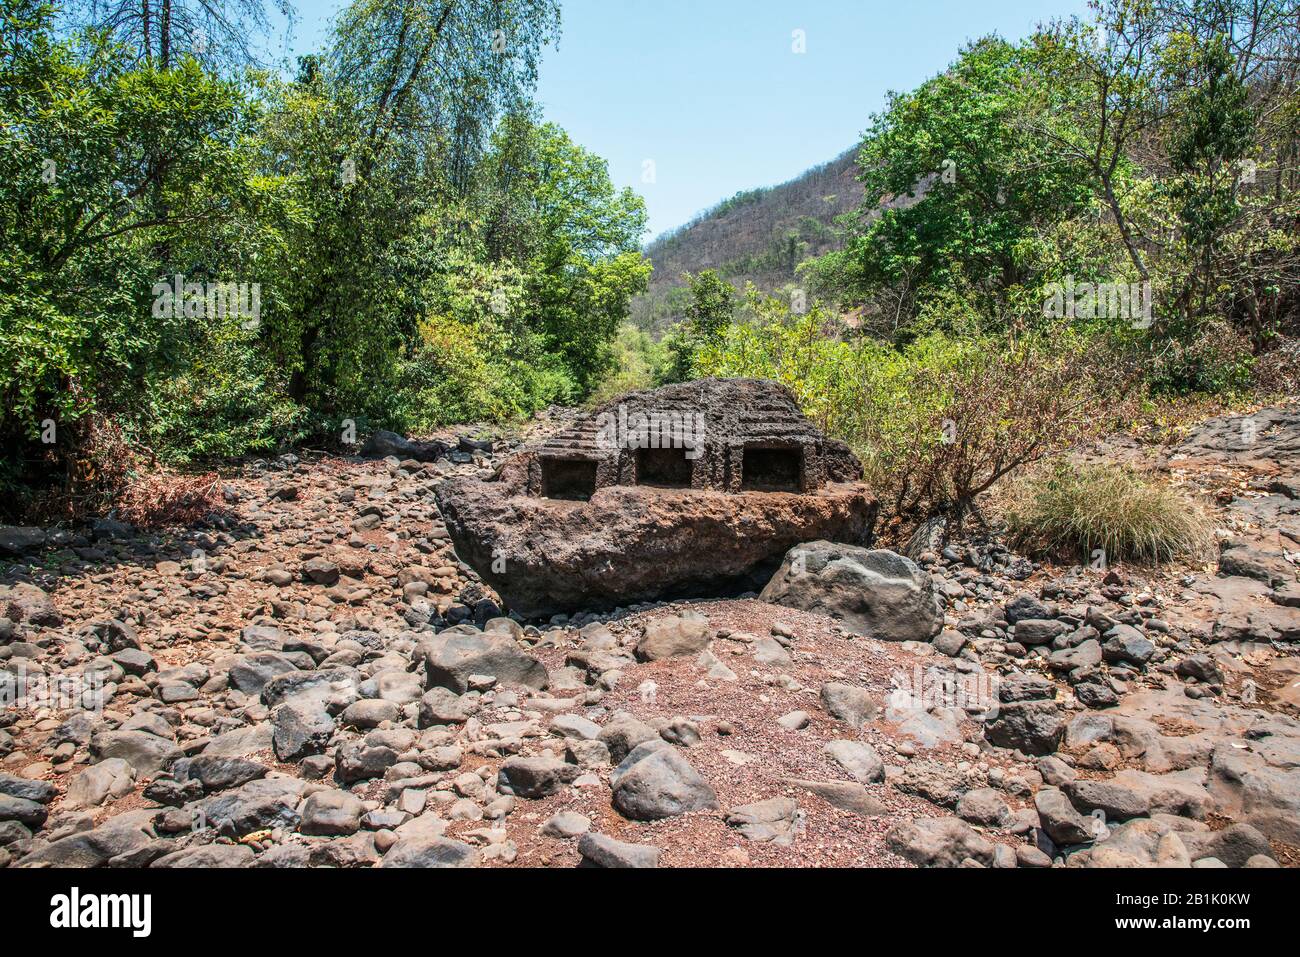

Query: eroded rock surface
[[435, 379, 876, 617]]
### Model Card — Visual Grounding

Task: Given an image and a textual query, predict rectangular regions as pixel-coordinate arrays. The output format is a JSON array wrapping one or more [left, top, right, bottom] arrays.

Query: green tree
[[659, 269, 736, 383], [62, 0, 297, 69], [1165, 34, 1255, 317], [807, 37, 1095, 334], [0, 0, 264, 495], [1026, 1, 1171, 283], [684, 269, 736, 341], [270, 0, 562, 411], [480, 118, 649, 395]]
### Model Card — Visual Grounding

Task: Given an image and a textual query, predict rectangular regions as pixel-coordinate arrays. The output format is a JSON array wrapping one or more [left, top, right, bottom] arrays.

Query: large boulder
[[89, 730, 182, 776], [759, 542, 942, 642], [361, 430, 447, 462], [819, 682, 879, 728], [1064, 778, 1150, 821], [984, 701, 1065, 756], [578, 832, 661, 868], [438, 485, 876, 619], [0, 526, 46, 558], [192, 778, 306, 838], [896, 759, 967, 808], [1208, 743, 1300, 843], [610, 746, 718, 821], [334, 742, 400, 785], [272, 700, 336, 762], [434, 379, 875, 617], [0, 793, 47, 828], [1218, 544, 1294, 587], [597, 713, 659, 763], [1180, 823, 1275, 867], [17, 810, 157, 867], [171, 756, 268, 794], [227, 652, 300, 695], [299, 789, 364, 836], [635, 613, 713, 661], [0, 772, 57, 804], [885, 817, 997, 868], [152, 844, 255, 869], [1102, 625, 1156, 667], [497, 755, 580, 799], [64, 759, 136, 809], [823, 740, 884, 783], [725, 797, 799, 845], [1, 583, 62, 627], [1065, 816, 1205, 868], [1035, 788, 1096, 846], [381, 835, 480, 868], [414, 627, 548, 693]]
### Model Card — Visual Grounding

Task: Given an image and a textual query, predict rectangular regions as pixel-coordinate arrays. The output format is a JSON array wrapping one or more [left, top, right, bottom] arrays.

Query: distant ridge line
[[630, 146, 863, 333]]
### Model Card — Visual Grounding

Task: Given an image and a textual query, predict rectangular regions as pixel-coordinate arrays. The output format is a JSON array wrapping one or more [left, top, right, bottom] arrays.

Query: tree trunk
[[1103, 180, 1150, 282], [160, 0, 171, 68]]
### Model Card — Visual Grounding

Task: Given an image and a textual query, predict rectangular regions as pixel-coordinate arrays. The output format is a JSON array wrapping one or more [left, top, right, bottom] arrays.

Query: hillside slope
[[631, 148, 863, 333]]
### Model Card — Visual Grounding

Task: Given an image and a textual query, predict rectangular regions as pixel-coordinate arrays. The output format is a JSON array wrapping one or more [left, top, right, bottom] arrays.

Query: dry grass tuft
[[1004, 460, 1213, 565]]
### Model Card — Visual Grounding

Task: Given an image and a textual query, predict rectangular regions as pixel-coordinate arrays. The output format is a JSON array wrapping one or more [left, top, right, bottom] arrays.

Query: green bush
[[396, 313, 575, 429], [1004, 460, 1213, 564], [589, 324, 662, 404], [1146, 321, 1255, 397], [694, 287, 1124, 525], [144, 331, 308, 464]]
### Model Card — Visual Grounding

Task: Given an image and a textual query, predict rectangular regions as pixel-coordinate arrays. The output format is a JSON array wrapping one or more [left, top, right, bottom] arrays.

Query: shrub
[[1252, 336, 1300, 397], [588, 323, 662, 404], [1004, 460, 1213, 564], [1146, 321, 1255, 397], [397, 314, 574, 428], [10, 413, 137, 523], [144, 332, 307, 464], [694, 288, 1130, 529], [848, 331, 1123, 527], [116, 471, 228, 528]]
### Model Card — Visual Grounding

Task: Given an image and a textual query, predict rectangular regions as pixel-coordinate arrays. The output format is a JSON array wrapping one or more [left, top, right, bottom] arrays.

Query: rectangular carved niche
[[541, 458, 598, 500], [741, 446, 803, 492]]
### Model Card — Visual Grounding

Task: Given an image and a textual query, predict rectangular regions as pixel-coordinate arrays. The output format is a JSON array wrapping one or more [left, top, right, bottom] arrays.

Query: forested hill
[[630, 148, 862, 332]]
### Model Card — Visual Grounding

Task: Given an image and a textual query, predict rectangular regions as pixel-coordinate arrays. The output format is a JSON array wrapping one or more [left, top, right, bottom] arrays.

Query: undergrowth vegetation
[[1004, 461, 1214, 565], [685, 286, 1137, 533]]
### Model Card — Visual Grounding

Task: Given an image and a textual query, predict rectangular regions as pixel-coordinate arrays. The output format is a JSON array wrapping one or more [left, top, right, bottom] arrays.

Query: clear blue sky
[[282, 0, 1092, 239]]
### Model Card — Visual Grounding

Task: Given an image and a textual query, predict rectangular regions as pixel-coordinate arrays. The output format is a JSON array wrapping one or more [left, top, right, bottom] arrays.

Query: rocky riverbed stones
[[823, 740, 884, 783], [497, 755, 580, 799], [885, 817, 997, 868], [819, 682, 879, 728], [2, 401, 1298, 871], [578, 832, 661, 868], [984, 701, 1065, 756], [635, 613, 713, 661], [725, 797, 799, 844], [1035, 788, 1096, 847], [416, 627, 548, 693]]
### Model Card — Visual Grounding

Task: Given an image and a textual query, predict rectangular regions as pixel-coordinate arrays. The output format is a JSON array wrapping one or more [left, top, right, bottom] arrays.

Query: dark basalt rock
[[761, 542, 943, 642], [435, 379, 876, 617], [362, 430, 447, 462]]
